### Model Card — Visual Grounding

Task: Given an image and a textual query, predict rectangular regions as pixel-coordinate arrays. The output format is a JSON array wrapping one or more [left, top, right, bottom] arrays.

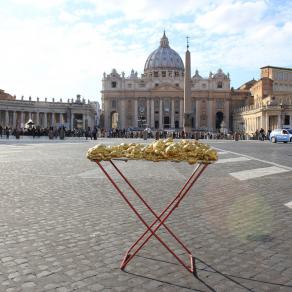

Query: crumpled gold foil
[[87, 139, 217, 164]]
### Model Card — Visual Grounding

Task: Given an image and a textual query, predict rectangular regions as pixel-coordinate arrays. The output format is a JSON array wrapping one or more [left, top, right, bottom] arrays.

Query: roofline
[[260, 65, 292, 71]]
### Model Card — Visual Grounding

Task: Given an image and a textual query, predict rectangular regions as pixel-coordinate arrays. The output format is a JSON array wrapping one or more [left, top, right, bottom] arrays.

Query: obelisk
[[184, 37, 192, 133]]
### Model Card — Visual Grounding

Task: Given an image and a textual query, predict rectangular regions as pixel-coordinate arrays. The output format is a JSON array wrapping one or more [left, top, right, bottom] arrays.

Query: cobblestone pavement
[[0, 138, 291, 291]]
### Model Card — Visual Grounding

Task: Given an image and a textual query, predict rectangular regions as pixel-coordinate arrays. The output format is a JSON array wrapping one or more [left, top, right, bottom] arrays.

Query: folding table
[[95, 158, 209, 275]]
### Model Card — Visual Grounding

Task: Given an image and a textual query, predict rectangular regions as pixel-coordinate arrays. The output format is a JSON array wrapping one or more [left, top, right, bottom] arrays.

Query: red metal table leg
[[95, 160, 208, 274], [118, 163, 208, 274]]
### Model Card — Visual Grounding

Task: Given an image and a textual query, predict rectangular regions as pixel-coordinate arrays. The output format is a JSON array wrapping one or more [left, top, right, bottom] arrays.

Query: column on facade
[[5, 111, 9, 126], [146, 99, 150, 128], [265, 113, 269, 131], [179, 99, 183, 129], [82, 114, 86, 130], [20, 112, 24, 128], [103, 100, 109, 130], [150, 99, 155, 128], [58, 113, 62, 125], [159, 99, 163, 129], [133, 99, 138, 127], [28, 112, 32, 120], [224, 100, 230, 130], [52, 113, 56, 127], [207, 99, 213, 131], [13, 112, 17, 128], [44, 113, 48, 128], [171, 99, 175, 128], [120, 99, 126, 129], [195, 100, 200, 129], [36, 112, 40, 126], [277, 114, 281, 128], [71, 113, 74, 130]]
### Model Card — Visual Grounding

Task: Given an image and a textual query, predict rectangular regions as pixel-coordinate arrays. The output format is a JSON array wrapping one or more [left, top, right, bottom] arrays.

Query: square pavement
[[0, 138, 291, 291]]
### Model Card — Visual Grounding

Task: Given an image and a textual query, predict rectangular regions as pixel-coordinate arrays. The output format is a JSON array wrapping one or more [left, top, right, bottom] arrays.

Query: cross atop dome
[[160, 30, 170, 48]]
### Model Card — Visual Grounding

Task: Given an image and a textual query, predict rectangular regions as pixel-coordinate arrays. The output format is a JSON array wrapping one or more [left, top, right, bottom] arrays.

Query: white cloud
[[196, 0, 267, 34], [1, 0, 292, 102], [87, 0, 210, 21], [10, 0, 66, 9]]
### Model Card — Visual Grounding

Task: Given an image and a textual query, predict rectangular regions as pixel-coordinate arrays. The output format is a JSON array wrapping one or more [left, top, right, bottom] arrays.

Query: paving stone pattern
[[0, 139, 291, 291]]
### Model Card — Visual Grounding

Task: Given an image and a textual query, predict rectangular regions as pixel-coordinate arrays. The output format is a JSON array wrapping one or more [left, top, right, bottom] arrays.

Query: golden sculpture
[[87, 139, 217, 164]]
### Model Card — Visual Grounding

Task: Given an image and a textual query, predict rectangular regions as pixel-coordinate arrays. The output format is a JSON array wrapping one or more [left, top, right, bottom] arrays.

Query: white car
[[270, 128, 292, 143]]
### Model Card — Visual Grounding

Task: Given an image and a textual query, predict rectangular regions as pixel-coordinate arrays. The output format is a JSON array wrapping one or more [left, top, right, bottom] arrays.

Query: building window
[[168, 71, 172, 77], [154, 71, 159, 77], [128, 83, 132, 88], [284, 115, 290, 126], [155, 83, 159, 87], [175, 83, 179, 87], [111, 81, 117, 88], [139, 82, 145, 88], [112, 100, 116, 108], [162, 71, 166, 77], [216, 99, 224, 109], [202, 83, 206, 89], [174, 71, 179, 77], [217, 81, 223, 88]]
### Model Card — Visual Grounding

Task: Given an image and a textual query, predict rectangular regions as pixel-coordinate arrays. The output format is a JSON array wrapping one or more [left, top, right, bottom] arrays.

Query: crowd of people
[[0, 124, 271, 141]]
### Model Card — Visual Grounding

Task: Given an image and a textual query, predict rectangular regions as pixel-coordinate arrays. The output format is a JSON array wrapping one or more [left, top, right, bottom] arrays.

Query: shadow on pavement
[[123, 254, 292, 291]]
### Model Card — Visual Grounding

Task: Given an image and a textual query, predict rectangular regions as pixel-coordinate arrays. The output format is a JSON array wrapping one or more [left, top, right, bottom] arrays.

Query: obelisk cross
[[186, 36, 190, 49]]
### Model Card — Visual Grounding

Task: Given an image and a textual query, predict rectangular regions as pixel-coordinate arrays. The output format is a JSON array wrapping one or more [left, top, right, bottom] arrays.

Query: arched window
[[217, 81, 223, 88]]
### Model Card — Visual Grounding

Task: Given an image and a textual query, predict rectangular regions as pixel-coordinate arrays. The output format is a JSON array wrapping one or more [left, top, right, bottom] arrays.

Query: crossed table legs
[[95, 159, 208, 275]]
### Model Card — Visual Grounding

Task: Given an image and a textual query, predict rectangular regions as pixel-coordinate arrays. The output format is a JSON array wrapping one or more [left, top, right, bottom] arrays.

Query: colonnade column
[[179, 99, 183, 129], [20, 112, 24, 128], [195, 100, 200, 129], [44, 113, 48, 128], [5, 111, 9, 126], [36, 112, 39, 126], [150, 99, 154, 128], [133, 99, 138, 127], [51, 113, 55, 127], [29, 112, 32, 120], [146, 99, 150, 128], [159, 99, 163, 129], [207, 99, 213, 131], [13, 112, 16, 128], [171, 99, 175, 128], [82, 114, 86, 129], [71, 113, 74, 130], [59, 113, 62, 125], [224, 100, 230, 130]]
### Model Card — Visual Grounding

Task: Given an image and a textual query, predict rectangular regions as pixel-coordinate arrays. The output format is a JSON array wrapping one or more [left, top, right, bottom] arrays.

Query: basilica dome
[[144, 32, 184, 73]]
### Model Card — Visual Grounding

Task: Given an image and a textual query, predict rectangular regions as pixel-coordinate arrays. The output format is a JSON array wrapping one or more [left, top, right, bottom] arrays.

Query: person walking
[[5, 127, 10, 139]]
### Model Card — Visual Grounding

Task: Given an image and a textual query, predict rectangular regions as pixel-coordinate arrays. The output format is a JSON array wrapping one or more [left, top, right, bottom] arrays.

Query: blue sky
[[1, 0, 292, 103]]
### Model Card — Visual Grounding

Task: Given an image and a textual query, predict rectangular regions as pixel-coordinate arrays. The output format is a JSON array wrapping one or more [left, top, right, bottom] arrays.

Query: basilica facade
[[102, 32, 243, 132]]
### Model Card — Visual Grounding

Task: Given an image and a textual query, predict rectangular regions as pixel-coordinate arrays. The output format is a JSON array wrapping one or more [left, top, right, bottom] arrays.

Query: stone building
[[0, 91, 97, 130], [102, 32, 237, 132], [233, 66, 292, 134]]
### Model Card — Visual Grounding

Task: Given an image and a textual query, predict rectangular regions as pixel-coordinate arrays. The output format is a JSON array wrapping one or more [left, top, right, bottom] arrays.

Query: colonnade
[[0, 110, 71, 129]]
